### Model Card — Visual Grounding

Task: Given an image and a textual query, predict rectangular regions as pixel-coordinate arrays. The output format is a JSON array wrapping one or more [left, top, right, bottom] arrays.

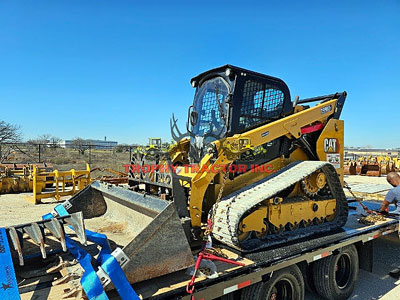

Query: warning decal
[[326, 153, 341, 169]]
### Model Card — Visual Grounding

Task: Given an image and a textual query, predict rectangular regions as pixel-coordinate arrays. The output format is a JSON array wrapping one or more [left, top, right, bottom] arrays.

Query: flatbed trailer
[[15, 201, 399, 300]]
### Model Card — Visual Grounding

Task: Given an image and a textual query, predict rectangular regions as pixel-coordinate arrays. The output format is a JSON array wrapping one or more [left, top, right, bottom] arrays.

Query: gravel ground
[[0, 192, 63, 226], [344, 175, 391, 186]]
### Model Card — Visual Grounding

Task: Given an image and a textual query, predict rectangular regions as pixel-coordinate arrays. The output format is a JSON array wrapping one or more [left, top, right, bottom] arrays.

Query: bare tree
[[48, 136, 62, 149], [71, 138, 91, 155], [0, 120, 21, 143], [27, 134, 52, 155], [115, 144, 130, 153], [28, 134, 62, 148], [28, 134, 50, 144], [0, 120, 22, 162]]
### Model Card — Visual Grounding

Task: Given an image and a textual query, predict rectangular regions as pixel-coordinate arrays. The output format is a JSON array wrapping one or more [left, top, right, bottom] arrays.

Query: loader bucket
[[349, 162, 357, 175], [381, 162, 395, 175], [344, 162, 357, 175], [360, 163, 381, 177], [355, 163, 362, 175], [65, 181, 194, 284], [343, 163, 351, 175]]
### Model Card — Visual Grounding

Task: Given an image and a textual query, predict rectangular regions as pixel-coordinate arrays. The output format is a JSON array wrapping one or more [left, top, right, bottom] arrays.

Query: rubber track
[[211, 161, 348, 252]]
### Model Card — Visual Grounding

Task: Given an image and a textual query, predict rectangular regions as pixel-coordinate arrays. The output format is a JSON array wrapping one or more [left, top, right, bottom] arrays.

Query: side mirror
[[190, 110, 198, 126], [186, 105, 194, 134]]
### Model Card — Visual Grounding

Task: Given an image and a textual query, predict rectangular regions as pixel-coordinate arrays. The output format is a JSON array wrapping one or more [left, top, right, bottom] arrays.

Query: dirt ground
[[0, 192, 64, 226], [0, 174, 391, 226], [344, 174, 392, 186], [344, 174, 393, 200]]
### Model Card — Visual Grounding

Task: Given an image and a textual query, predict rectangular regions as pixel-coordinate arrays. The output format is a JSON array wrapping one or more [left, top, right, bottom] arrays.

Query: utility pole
[[89, 145, 92, 165]]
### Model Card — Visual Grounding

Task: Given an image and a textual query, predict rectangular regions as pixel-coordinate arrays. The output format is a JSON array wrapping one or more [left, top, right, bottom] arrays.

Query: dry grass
[[2, 145, 132, 176]]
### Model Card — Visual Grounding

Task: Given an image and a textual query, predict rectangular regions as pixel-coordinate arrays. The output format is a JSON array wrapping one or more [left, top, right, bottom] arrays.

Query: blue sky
[[0, 1, 399, 147]]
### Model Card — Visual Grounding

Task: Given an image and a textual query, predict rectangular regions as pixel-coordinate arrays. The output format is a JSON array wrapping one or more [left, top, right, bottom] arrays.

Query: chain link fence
[[0, 142, 137, 173]]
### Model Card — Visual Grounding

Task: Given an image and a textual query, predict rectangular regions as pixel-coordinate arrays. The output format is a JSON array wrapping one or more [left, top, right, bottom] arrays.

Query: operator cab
[[187, 65, 293, 162], [148, 138, 162, 149]]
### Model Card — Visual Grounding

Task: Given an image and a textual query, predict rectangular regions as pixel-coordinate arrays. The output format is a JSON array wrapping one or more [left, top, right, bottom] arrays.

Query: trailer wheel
[[298, 262, 316, 293], [313, 245, 358, 300], [241, 265, 304, 300], [219, 291, 238, 300]]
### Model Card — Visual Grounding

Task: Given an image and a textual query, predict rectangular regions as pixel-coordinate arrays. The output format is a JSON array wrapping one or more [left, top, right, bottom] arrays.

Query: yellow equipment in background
[[148, 137, 162, 149], [344, 155, 397, 176], [26, 164, 91, 204], [90, 167, 128, 184], [0, 163, 53, 194]]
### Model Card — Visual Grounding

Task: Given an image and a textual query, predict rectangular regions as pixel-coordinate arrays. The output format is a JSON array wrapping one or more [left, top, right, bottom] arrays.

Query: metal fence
[[0, 142, 138, 172]]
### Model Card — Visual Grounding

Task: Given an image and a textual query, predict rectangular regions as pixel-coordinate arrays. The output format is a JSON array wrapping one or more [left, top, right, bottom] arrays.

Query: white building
[[59, 139, 118, 149]]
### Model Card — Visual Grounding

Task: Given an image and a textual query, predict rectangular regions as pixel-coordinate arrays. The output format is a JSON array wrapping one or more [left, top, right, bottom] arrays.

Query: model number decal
[[261, 131, 270, 138], [320, 105, 332, 114], [324, 138, 338, 153]]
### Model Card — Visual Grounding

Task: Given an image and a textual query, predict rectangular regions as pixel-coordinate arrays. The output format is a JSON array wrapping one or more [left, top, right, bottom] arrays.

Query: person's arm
[[380, 200, 390, 213], [380, 190, 395, 214]]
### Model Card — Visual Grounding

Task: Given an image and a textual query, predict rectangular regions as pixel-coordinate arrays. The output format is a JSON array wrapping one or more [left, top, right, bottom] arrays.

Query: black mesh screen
[[239, 80, 285, 130]]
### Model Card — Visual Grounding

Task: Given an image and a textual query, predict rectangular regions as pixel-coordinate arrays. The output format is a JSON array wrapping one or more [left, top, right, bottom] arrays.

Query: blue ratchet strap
[[52, 204, 140, 300], [66, 235, 109, 300], [68, 225, 139, 300], [43, 211, 109, 300], [42, 212, 53, 220], [0, 228, 21, 300]]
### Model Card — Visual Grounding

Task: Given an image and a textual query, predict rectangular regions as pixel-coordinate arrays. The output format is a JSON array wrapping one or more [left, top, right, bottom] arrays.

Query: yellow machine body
[[128, 65, 348, 251], [171, 99, 345, 229]]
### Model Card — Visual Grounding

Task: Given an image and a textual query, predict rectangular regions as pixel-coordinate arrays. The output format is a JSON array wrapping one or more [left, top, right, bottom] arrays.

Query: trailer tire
[[241, 265, 304, 300], [313, 245, 358, 300], [298, 262, 316, 293], [219, 292, 238, 300]]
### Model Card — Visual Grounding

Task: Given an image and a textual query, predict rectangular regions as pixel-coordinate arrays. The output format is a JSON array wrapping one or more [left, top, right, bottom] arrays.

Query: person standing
[[379, 172, 400, 278], [379, 172, 400, 215]]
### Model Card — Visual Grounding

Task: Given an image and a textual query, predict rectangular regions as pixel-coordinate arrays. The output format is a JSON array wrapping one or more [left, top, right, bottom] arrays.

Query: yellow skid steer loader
[[7, 65, 348, 286]]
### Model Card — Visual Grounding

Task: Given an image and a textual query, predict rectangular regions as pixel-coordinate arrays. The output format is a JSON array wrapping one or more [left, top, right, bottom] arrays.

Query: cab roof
[[190, 64, 289, 91]]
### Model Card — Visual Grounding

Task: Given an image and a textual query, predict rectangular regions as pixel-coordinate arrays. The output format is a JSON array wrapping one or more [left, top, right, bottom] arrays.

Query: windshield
[[191, 77, 229, 140]]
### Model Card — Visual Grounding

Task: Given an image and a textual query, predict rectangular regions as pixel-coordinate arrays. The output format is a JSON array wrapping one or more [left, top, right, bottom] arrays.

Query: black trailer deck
[[125, 202, 399, 300], [18, 201, 399, 300]]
